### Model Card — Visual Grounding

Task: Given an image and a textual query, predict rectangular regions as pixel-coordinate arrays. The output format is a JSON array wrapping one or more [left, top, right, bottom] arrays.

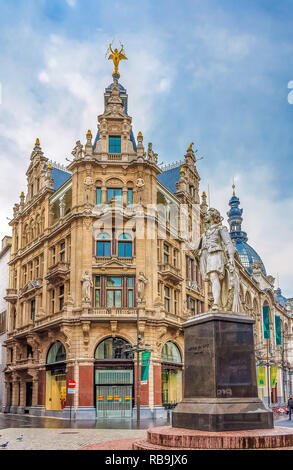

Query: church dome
[[227, 186, 267, 276], [234, 240, 267, 276]]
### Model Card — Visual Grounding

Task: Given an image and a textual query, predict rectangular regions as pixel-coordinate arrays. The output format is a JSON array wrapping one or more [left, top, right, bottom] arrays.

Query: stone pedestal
[[172, 312, 273, 432]]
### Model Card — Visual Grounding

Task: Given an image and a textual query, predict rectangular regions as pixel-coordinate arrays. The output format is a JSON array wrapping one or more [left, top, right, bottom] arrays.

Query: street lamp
[[124, 334, 152, 425]]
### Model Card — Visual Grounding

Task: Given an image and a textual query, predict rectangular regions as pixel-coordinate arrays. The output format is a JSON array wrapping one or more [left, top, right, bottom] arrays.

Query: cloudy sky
[[0, 0, 292, 296]]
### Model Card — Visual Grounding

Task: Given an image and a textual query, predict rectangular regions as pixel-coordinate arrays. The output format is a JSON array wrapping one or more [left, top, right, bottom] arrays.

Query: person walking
[[287, 395, 293, 420]]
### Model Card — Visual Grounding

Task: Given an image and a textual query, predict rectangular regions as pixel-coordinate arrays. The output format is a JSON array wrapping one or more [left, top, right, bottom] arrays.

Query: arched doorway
[[94, 337, 134, 418], [161, 342, 183, 405], [45, 341, 67, 411]]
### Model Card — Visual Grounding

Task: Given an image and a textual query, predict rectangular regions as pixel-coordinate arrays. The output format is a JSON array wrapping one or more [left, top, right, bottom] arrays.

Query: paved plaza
[[0, 413, 291, 450]]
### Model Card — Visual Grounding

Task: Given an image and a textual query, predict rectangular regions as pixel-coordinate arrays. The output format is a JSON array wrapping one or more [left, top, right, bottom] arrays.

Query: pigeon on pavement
[[16, 434, 23, 441], [0, 442, 9, 448]]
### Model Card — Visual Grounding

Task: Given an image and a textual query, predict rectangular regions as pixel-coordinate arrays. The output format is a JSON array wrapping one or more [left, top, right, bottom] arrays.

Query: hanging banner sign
[[270, 366, 278, 387], [107, 396, 113, 401], [141, 351, 151, 384], [257, 366, 266, 387], [114, 396, 121, 401], [275, 316, 282, 345], [263, 306, 270, 339], [98, 396, 104, 401], [125, 395, 131, 401]]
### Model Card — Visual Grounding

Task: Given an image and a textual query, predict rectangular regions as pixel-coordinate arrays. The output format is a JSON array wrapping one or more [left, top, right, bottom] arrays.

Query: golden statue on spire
[[105, 41, 128, 76]]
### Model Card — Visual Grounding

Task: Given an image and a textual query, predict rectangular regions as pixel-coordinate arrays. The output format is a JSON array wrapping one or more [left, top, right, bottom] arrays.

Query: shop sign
[[270, 366, 278, 387], [141, 351, 151, 384], [257, 366, 266, 387]]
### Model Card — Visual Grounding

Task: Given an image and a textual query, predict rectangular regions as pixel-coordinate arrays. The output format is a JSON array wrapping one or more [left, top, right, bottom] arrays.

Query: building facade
[[0, 236, 12, 411], [3, 69, 292, 419]]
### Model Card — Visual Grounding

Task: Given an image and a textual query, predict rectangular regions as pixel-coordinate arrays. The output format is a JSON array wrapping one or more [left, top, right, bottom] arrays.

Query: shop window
[[46, 341, 66, 364], [45, 341, 67, 412], [118, 233, 132, 257], [97, 233, 111, 257], [161, 342, 182, 405], [161, 342, 182, 363], [95, 337, 131, 359], [109, 136, 121, 154]]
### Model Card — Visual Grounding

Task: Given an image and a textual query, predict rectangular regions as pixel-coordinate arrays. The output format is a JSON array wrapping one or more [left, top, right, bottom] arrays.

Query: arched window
[[96, 232, 111, 257], [118, 233, 132, 258], [161, 342, 182, 405], [161, 342, 182, 363], [46, 341, 66, 364], [95, 337, 132, 360]]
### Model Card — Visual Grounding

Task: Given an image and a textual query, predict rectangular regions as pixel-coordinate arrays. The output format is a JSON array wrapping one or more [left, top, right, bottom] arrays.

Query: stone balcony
[[186, 280, 204, 296], [4, 288, 18, 303], [158, 263, 183, 284], [45, 261, 70, 284], [91, 307, 137, 317]]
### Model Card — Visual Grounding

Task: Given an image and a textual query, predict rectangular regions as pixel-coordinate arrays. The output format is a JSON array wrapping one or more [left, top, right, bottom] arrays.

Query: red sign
[[68, 380, 76, 389]]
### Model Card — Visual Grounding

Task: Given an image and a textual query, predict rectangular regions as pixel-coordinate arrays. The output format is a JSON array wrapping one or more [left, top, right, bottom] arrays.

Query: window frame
[[109, 135, 121, 154]]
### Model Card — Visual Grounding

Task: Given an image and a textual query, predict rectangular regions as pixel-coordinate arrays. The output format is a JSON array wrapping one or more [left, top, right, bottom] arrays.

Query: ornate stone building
[[3, 67, 292, 419], [0, 236, 12, 411], [3, 73, 206, 419]]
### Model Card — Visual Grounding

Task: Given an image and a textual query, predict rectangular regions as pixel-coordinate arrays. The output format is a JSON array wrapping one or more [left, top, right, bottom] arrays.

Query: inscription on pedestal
[[172, 313, 273, 431]]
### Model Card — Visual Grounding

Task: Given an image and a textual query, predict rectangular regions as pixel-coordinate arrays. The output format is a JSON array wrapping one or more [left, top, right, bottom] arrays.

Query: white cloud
[[65, 0, 76, 7], [288, 80, 293, 104], [0, 30, 174, 243], [200, 163, 293, 298]]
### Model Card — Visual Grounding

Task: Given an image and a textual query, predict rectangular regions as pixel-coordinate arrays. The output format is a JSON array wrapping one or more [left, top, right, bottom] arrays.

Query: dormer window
[[109, 136, 121, 154]]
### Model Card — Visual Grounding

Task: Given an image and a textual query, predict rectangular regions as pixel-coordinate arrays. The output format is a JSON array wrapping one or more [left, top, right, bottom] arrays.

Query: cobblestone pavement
[[0, 412, 291, 451], [0, 427, 147, 450]]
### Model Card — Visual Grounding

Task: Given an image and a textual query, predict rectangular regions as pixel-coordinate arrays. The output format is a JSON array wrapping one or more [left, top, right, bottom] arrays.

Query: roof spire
[[227, 184, 248, 243]]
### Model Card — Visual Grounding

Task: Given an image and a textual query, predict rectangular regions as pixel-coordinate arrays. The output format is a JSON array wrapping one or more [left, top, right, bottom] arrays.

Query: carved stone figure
[[72, 141, 83, 160], [136, 177, 145, 191], [137, 272, 148, 302], [147, 143, 158, 163], [81, 270, 93, 303], [197, 207, 241, 313]]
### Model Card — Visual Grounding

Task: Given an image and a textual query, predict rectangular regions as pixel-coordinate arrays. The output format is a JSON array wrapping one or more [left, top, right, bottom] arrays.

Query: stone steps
[[132, 426, 293, 450]]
